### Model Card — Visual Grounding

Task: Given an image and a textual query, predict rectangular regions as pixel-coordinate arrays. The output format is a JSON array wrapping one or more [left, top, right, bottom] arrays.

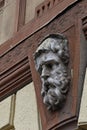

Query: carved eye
[[46, 63, 53, 69], [56, 62, 59, 66]]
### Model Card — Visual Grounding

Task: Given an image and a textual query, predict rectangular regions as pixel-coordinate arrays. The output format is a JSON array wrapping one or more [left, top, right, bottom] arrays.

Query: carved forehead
[[37, 33, 66, 49], [34, 37, 67, 59], [34, 33, 69, 67], [36, 38, 58, 53]]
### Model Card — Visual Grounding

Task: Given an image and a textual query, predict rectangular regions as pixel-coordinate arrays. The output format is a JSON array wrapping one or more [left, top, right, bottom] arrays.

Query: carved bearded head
[[34, 34, 71, 111]]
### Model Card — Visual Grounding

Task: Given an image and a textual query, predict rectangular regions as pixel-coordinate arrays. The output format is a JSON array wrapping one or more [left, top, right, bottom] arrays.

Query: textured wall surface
[[14, 82, 41, 130], [0, 1, 43, 129], [0, 5, 3, 41], [0, 96, 11, 128], [25, 0, 44, 23], [78, 69, 87, 126], [0, 82, 41, 130], [0, 0, 45, 44], [0, 0, 16, 45]]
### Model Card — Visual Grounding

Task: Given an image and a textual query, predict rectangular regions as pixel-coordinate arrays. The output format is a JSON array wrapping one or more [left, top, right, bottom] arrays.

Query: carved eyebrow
[[43, 59, 59, 65], [38, 59, 59, 69]]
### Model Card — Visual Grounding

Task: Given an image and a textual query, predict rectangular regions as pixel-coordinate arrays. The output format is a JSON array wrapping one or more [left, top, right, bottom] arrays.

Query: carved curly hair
[[34, 33, 69, 66]]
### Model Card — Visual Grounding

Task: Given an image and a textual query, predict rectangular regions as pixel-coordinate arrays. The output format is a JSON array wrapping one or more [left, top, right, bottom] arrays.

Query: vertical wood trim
[[17, 0, 26, 31], [14, 0, 26, 32], [9, 94, 16, 126], [14, 0, 20, 33]]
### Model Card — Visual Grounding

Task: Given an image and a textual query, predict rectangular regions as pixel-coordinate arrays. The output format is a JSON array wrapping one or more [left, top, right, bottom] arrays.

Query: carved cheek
[[51, 65, 59, 74]]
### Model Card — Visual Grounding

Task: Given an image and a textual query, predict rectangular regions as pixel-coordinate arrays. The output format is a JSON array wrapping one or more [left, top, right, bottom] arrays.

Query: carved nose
[[41, 67, 50, 79]]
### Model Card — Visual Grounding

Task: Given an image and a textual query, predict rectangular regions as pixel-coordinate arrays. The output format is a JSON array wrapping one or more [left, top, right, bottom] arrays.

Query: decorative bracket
[[34, 33, 71, 111]]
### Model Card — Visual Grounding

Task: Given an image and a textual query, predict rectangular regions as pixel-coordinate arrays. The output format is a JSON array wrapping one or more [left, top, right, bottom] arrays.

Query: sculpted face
[[34, 34, 70, 111]]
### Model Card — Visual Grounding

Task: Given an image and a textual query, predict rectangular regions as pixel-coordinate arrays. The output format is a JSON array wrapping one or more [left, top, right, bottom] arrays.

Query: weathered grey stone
[[34, 34, 71, 111]]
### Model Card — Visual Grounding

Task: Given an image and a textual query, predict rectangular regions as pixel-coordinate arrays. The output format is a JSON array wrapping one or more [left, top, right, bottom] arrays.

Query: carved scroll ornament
[[34, 34, 71, 111]]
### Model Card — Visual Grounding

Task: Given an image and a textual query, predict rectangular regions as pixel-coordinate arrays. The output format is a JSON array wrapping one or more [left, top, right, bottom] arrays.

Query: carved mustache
[[42, 76, 70, 94], [41, 76, 70, 110]]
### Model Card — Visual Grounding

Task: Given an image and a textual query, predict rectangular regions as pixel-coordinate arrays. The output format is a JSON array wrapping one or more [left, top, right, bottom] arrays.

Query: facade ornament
[[34, 34, 71, 111]]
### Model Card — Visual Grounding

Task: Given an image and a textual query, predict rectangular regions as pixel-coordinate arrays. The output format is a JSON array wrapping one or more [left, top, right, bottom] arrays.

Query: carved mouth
[[44, 82, 56, 90]]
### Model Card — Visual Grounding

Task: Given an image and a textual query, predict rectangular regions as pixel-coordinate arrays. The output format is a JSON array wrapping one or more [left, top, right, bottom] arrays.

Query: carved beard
[[41, 70, 70, 111]]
